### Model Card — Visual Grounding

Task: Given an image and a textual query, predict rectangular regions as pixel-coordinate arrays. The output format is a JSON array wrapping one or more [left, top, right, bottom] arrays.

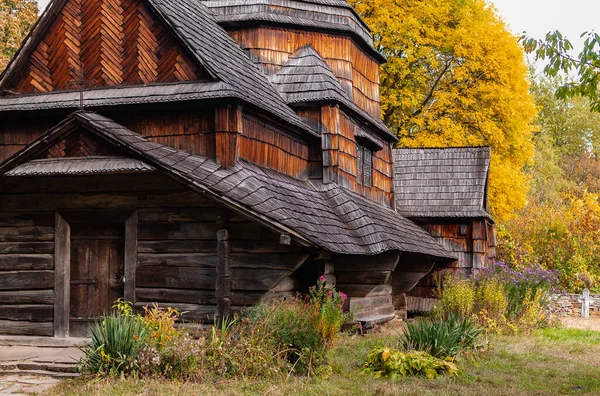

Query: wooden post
[[579, 289, 594, 319], [124, 211, 138, 305], [215, 105, 242, 169], [216, 209, 231, 317], [321, 105, 340, 184], [54, 212, 70, 338]]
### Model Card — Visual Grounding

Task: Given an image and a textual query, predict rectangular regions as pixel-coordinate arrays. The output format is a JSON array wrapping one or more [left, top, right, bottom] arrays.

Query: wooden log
[[136, 288, 217, 305], [0, 242, 54, 254], [334, 253, 399, 272], [138, 223, 216, 240], [0, 212, 54, 227], [231, 240, 301, 254], [124, 212, 137, 305], [336, 284, 392, 298], [216, 227, 232, 317], [336, 271, 391, 285], [271, 276, 302, 293], [138, 208, 217, 223], [0, 305, 53, 322], [347, 295, 393, 312], [0, 320, 53, 336], [135, 302, 216, 322], [229, 291, 266, 306], [0, 254, 54, 270], [230, 253, 310, 271], [138, 240, 217, 254], [54, 212, 70, 338], [0, 226, 54, 242], [138, 253, 218, 268], [231, 269, 290, 292], [0, 271, 54, 290], [136, 267, 216, 290], [0, 290, 54, 305]]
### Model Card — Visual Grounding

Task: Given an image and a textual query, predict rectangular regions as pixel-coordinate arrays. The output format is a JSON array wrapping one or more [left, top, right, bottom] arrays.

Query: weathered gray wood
[[54, 212, 70, 338], [138, 253, 218, 268], [579, 289, 594, 319], [336, 271, 391, 285], [0, 320, 53, 336], [136, 267, 216, 289], [0, 212, 54, 227], [0, 227, 54, 242], [136, 288, 217, 305], [0, 254, 54, 270], [0, 305, 53, 322], [124, 212, 138, 305], [0, 242, 54, 254], [134, 302, 216, 322], [0, 290, 53, 305], [336, 284, 392, 298], [334, 253, 400, 272], [271, 276, 302, 292], [138, 223, 216, 240], [0, 271, 54, 290], [138, 207, 217, 223], [138, 240, 217, 254], [216, 226, 232, 317], [231, 269, 291, 291], [230, 253, 310, 270]]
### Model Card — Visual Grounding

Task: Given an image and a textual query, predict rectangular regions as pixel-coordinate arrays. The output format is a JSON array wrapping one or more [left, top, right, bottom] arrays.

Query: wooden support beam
[[54, 212, 70, 338], [124, 211, 138, 305], [215, 105, 242, 169], [216, 208, 231, 317]]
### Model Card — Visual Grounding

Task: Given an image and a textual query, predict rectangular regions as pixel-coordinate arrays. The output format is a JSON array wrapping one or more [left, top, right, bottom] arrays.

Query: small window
[[356, 144, 373, 187]]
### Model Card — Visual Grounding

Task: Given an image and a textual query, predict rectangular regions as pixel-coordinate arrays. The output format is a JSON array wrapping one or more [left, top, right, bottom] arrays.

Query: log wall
[[0, 212, 55, 336], [9, 0, 206, 93], [407, 219, 497, 299], [227, 27, 381, 118], [0, 174, 310, 334]]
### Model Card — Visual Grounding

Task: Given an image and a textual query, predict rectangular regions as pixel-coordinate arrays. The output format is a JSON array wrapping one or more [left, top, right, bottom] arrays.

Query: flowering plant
[[308, 276, 348, 344]]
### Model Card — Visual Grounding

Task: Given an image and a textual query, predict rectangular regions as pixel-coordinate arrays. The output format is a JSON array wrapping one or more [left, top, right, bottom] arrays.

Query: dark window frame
[[356, 143, 373, 187]]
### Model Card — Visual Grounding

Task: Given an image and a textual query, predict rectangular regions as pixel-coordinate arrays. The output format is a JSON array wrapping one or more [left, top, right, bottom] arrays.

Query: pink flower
[[340, 292, 347, 300], [327, 291, 333, 296], [319, 276, 326, 282]]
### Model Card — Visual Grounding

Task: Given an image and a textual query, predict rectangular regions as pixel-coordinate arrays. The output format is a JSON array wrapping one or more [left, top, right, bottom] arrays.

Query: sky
[[36, 0, 597, 55]]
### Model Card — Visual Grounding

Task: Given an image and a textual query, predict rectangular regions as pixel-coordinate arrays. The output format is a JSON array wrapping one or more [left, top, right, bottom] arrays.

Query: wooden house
[[0, 0, 457, 338], [393, 147, 496, 311]]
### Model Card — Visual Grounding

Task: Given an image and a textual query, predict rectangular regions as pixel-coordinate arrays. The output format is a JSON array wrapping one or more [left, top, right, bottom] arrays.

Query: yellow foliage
[[0, 0, 38, 71], [349, 0, 536, 222]]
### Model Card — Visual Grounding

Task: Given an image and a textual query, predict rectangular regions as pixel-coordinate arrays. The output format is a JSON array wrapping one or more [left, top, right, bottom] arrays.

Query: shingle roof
[[0, 0, 316, 137], [393, 147, 492, 219], [0, 112, 455, 260], [271, 45, 351, 104], [202, 0, 384, 63], [271, 45, 396, 141], [6, 157, 155, 176]]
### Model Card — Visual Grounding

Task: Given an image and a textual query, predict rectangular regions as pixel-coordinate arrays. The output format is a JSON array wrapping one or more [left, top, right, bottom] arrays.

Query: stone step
[[0, 362, 78, 374], [0, 368, 79, 378]]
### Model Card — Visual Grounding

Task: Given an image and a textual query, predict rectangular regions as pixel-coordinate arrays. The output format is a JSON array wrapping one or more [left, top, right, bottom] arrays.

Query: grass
[[49, 326, 600, 395]]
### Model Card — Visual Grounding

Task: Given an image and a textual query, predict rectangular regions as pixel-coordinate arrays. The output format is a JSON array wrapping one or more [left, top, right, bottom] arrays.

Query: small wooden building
[[0, 0, 458, 338], [393, 147, 496, 310]]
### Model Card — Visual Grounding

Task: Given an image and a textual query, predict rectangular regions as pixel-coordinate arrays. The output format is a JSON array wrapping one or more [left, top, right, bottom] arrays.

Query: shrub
[[363, 348, 460, 379], [435, 262, 559, 334], [399, 314, 483, 358], [308, 276, 348, 344], [79, 301, 146, 377]]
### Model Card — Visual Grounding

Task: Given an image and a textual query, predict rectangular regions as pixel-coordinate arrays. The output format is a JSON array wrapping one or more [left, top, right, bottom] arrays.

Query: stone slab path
[[0, 375, 60, 395]]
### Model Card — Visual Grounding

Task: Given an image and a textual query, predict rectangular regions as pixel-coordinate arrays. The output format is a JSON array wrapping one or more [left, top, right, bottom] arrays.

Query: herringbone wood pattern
[[12, 0, 205, 93]]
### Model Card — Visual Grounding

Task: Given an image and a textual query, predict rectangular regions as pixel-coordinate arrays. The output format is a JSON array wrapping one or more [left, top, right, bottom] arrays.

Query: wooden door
[[69, 223, 125, 337]]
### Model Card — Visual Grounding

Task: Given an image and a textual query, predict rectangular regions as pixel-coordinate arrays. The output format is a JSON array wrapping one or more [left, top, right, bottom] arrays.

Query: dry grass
[[48, 323, 600, 396]]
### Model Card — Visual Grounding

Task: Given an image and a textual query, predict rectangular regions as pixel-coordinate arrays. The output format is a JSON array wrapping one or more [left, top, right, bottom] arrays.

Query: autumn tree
[[349, 0, 537, 222], [523, 31, 600, 112], [498, 75, 600, 291], [0, 0, 38, 72]]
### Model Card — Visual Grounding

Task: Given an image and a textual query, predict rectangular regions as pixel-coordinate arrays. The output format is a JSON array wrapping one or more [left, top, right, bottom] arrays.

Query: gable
[[42, 130, 128, 159], [7, 0, 209, 94]]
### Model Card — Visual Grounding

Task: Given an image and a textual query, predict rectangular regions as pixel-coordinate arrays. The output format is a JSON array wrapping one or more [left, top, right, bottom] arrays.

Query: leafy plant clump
[[363, 348, 460, 379], [399, 314, 483, 358]]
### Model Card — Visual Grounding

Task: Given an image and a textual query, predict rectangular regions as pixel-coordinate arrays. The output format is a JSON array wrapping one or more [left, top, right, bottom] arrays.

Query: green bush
[[363, 348, 460, 379], [79, 302, 146, 376], [399, 314, 483, 358]]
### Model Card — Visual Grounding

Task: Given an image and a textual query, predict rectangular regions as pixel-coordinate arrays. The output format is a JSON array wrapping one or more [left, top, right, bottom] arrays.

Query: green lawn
[[49, 326, 600, 395]]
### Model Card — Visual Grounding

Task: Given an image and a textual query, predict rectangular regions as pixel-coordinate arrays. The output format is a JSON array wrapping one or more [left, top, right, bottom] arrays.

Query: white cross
[[578, 289, 594, 319]]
